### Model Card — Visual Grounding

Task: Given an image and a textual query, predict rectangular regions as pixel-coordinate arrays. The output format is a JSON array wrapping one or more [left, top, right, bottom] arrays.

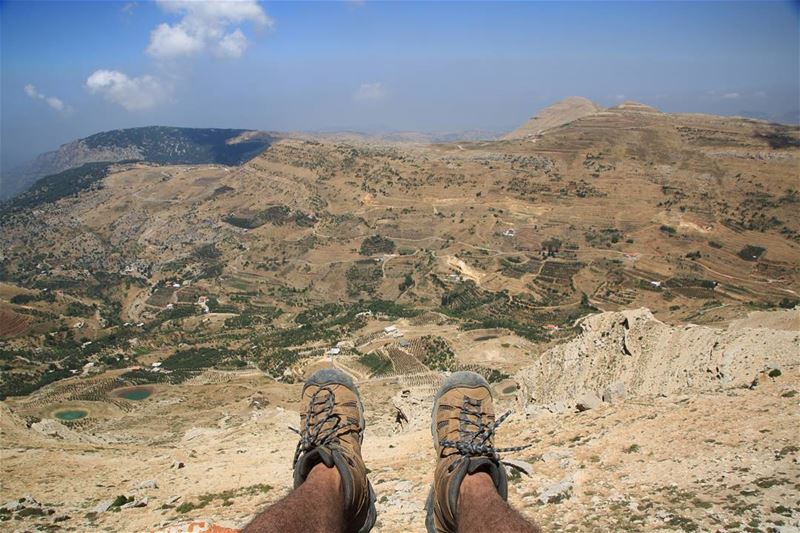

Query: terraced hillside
[[0, 100, 798, 400]]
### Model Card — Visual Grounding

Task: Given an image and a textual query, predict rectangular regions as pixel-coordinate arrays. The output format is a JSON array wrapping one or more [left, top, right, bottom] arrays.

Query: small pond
[[114, 386, 154, 401], [55, 410, 87, 421]]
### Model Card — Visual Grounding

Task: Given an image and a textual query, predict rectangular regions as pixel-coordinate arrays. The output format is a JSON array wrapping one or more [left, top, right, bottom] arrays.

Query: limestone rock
[[576, 392, 602, 412], [537, 475, 574, 504], [92, 499, 115, 513], [120, 497, 148, 509], [602, 382, 627, 404]]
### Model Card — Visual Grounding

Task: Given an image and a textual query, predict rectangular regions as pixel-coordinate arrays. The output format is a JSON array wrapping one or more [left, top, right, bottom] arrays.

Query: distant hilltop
[[503, 96, 798, 141], [503, 96, 605, 140], [1, 126, 275, 201], [503, 96, 666, 140]]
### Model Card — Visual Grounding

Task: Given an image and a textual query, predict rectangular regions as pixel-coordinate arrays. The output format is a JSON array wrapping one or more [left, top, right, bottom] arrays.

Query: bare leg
[[243, 464, 344, 533], [458, 472, 541, 533]]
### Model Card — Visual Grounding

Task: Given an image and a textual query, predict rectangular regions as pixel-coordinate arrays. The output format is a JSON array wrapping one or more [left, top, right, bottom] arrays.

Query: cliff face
[[2, 140, 143, 200], [516, 308, 798, 408]]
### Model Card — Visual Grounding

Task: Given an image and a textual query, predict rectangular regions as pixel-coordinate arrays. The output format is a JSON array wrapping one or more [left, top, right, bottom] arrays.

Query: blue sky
[[1, 1, 798, 172]]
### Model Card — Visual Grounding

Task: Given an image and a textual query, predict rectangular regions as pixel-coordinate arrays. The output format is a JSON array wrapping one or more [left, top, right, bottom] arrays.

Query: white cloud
[[217, 28, 248, 58], [354, 82, 387, 102], [754, 91, 767, 98], [85, 70, 170, 111], [722, 92, 740, 99], [121, 2, 137, 15], [146, 0, 272, 59], [45, 97, 65, 111], [148, 23, 204, 58], [24, 84, 72, 114]]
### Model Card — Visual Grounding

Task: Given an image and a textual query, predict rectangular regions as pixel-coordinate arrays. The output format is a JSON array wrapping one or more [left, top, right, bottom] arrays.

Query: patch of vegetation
[[346, 261, 383, 297], [756, 127, 800, 149], [224, 205, 314, 229], [737, 245, 766, 261], [66, 301, 95, 317], [584, 228, 623, 247], [194, 243, 222, 260], [709, 240, 723, 249], [110, 495, 133, 508], [175, 484, 272, 514], [83, 126, 271, 165], [10, 290, 56, 305], [359, 352, 393, 375], [161, 347, 230, 370], [623, 444, 641, 454], [359, 235, 396, 256], [417, 335, 457, 371], [659, 225, 677, 235], [399, 273, 414, 292], [0, 368, 74, 400]]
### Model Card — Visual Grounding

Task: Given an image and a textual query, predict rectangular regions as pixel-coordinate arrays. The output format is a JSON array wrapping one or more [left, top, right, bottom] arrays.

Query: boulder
[[602, 382, 627, 404], [120, 497, 148, 509], [92, 499, 115, 513], [537, 475, 574, 504], [575, 392, 602, 412]]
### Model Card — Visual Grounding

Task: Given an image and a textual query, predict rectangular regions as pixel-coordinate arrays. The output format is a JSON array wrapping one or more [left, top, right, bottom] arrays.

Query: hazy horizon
[[2, 0, 798, 171]]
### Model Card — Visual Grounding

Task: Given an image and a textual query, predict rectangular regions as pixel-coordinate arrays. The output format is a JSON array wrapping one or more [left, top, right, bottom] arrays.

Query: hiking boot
[[425, 371, 525, 533], [292, 368, 376, 533]]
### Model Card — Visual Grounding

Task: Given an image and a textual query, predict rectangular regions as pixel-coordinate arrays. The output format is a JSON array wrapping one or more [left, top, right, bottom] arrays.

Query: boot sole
[[425, 371, 491, 533]]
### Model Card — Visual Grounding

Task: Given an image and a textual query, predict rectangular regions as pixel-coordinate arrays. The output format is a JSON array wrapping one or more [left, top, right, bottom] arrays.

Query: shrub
[[623, 444, 641, 454], [111, 495, 132, 508], [359, 235, 396, 256], [737, 245, 766, 261], [659, 225, 677, 235], [66, 301, 95, 317], [194, 243, 221, 260], [399, 273, 414, 292]]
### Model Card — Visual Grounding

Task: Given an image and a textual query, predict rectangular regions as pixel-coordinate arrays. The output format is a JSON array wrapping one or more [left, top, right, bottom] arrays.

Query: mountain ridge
[[0, 126, 275, 201]]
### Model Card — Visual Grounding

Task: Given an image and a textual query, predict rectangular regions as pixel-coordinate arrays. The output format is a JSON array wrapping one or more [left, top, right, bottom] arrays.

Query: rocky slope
[[517, 308, 799, 411], [0, 308, 797, 532]]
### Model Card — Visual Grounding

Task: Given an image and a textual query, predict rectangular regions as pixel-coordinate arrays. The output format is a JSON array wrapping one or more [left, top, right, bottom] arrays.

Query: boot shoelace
[[290, 386, 359, 467], [439, 396, 531, 463]]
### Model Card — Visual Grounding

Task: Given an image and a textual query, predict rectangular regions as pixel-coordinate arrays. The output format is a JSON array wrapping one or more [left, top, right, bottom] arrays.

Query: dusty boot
[[292, 369, 377, 533], [425, 371, 526, 533]]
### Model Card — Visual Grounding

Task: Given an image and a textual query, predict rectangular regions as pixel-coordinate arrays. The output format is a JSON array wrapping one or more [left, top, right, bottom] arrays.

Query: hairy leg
[[243, 464, 344, 533], [458, 472, 541, 533]]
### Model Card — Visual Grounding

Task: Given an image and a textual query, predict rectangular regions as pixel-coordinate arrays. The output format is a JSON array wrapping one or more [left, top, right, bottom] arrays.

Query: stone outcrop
[[517, 308, 800, 408]]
